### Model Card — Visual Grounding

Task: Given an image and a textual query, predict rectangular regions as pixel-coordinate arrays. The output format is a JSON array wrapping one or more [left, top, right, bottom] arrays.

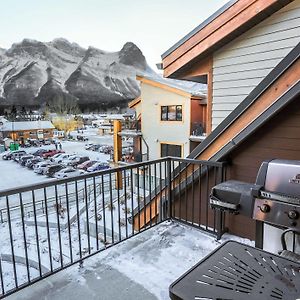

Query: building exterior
[[136, 0, 300, 251], [0, 120, 55, 143], [129, 75, 206, 161]]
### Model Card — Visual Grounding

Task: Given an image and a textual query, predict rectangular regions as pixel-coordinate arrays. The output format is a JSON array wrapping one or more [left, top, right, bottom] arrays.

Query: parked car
[[20, 155, 34, 166], [26, 157, 43, 169], [42, 149, 65, 159], [99, 145, 113, 154], [63, 155, 80, 165], [87, 162, 110, 172], [43, 139, 52, 145], [77, 160, 97, 171], [54, 167, 85, 179], [2, 150, 26, 160], [52, 154, 71, 164], [45, 164, 65, 177], [27, 139, 42, 147], [68, 156, 90, 167], [34, 162, 52, 174], [32, 149, 49, 157], [77, 135, 89, 142], [91, 144, 101, 151], [84, 143, 94, 150], [12, 151, 27, 162]]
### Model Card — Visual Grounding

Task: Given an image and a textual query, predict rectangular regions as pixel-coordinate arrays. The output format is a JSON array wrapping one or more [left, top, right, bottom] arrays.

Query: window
[[161, 143, 182, 158], [161, 105, 182, 121]]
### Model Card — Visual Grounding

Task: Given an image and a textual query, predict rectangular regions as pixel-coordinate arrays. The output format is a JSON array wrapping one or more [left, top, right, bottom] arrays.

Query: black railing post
[[215, 163, 226, 240], [167, 158, 172, 219]]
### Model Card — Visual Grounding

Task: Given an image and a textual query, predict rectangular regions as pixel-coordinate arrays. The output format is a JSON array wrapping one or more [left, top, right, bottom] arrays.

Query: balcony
[[0, 157, 228, 299], [189, 122, 206, 142]]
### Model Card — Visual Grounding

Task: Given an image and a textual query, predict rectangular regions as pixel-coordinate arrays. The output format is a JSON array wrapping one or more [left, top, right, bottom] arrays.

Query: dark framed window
[[161, 143, 182, 158], [161, 105, 182, 121]]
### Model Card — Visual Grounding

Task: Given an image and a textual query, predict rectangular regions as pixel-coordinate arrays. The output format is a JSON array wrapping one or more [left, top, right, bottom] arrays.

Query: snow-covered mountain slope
[[0, 38, 156, 109]]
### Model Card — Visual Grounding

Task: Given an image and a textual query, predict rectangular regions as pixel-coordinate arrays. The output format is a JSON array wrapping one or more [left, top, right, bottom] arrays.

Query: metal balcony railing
[[0, 157, 226, 298]]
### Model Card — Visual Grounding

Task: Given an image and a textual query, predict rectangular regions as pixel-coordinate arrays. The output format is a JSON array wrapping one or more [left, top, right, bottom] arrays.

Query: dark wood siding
[[177, 96, 300, 240], [224, 96, 300, 239]]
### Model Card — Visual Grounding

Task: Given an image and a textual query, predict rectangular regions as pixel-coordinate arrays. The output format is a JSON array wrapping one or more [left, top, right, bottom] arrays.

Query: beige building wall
[[140, 82, 191, 160]]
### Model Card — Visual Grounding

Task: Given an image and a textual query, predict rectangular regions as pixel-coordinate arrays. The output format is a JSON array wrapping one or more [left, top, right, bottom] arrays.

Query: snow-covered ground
[[6, 221, 253, 300]]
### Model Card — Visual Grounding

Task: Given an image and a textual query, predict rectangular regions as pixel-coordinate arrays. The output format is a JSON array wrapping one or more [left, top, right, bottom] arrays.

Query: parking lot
[[0, 139, 112, 191]]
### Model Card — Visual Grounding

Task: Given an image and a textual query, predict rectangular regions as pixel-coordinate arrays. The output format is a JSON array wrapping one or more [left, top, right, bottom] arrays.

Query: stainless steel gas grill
[[169, 159, 300, 300], [210, 159, 300, 231]]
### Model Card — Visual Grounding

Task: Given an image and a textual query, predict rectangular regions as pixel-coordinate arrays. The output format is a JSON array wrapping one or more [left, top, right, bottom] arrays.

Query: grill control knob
[[288, 210, 299, 220], [260, 204, 270, 213]]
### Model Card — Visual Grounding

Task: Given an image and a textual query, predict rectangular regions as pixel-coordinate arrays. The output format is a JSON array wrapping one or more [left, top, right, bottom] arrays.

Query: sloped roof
[[137, 74, 207, 98], [128, 97, 141, 108], [188, 42, 300, 161], [0, 121, 55, 131], [162, 0, 294, 77]]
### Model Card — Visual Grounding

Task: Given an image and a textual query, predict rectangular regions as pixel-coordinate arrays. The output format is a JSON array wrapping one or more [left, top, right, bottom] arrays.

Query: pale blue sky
[[0, 0, 228, 69]]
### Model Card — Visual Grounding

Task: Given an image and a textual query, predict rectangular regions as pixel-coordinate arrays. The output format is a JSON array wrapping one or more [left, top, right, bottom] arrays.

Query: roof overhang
[[136, 75, 205, 99], [128, 97, 141, 109], [162, 0, 294, 78]]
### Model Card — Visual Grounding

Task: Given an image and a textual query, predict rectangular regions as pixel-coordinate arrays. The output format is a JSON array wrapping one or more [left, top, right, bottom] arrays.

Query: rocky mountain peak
[[48, 38, 86, 57], [6, 39, 48, 57], [119, 42, 146, 69]]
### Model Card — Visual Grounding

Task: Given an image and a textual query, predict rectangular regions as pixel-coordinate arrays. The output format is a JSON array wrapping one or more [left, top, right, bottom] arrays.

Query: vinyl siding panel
[[212, 0, 300, 130]]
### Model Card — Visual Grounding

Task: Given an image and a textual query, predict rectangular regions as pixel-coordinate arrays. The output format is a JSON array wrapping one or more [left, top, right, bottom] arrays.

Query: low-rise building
[[0, 120, 55, 143], [128, 75, 206, 161]]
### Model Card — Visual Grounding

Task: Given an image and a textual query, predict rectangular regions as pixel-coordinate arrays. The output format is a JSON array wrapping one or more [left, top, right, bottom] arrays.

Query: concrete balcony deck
[[7, 221, 252, 300]]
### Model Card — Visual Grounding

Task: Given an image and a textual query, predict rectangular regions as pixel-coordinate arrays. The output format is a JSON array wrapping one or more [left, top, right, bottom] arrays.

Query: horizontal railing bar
[[0, 157, 223, 197], [0, 158, 169, 197]]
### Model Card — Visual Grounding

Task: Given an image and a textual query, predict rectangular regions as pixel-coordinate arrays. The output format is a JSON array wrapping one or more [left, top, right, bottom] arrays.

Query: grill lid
[[258, 159, 300, 198]]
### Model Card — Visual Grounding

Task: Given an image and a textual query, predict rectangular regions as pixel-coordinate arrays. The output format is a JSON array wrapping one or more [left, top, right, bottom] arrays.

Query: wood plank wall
[[173, 96, 300, 240]]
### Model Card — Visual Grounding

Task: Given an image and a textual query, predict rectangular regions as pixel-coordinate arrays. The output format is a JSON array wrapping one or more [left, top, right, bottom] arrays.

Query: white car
[[50, 153, 63, 161], [52, 154, 71, 164], [54, 167, 85, 179], [63, 155, 80, 166], [34, 162, 52, 174]]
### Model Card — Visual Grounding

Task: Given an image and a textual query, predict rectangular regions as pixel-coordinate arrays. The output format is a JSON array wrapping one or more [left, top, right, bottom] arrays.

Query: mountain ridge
[[0, 38, 156, 111]]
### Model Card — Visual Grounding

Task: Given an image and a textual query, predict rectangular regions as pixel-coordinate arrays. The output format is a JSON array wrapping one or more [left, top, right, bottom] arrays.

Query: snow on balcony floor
[[7, 220, 253, 300]]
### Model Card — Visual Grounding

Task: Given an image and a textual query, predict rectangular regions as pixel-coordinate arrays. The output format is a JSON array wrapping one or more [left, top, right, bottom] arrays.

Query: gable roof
[[0, 121, 55, 132], [137, 74, 207, 98], [188, 42, 300, 161], [162, 0, 294, 77]]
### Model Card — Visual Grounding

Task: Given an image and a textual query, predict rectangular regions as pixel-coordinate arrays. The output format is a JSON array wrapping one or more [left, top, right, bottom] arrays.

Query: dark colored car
[[42, 149, 65, 159], [91, 144, 101, 151], [20, 155, 34, 166], [32, 149, 49, 156], [69, 156, 90, 167], [77, 135, 89, 142], [87, 162, 110, 172], [45, 164, 65, 177], [26, 157, 43, 169]]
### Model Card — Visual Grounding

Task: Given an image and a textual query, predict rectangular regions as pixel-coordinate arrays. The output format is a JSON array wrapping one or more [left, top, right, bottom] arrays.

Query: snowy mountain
[[0, 38, 155, 110]]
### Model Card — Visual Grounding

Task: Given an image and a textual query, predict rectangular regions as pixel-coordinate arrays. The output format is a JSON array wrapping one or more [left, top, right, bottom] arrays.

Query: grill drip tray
[[169, 241, 300, 300]]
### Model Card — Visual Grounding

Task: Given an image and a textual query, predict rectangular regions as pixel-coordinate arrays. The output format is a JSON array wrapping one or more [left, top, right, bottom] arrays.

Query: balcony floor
[[7, 221, 253, 300]]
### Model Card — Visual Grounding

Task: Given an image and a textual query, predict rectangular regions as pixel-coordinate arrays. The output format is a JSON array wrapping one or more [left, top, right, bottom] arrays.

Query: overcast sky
[[0, 0, 229, 69]]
